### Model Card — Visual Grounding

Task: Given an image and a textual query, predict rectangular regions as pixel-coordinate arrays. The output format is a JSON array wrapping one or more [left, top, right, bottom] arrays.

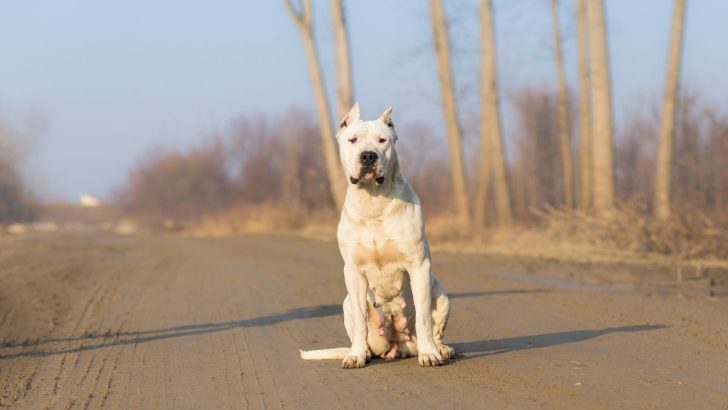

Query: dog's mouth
[[350, 168, 385, 185]]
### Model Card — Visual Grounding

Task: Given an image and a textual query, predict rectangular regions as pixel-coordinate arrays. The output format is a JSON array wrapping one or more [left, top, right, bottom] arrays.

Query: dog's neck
[[343, 155, 404, 221]]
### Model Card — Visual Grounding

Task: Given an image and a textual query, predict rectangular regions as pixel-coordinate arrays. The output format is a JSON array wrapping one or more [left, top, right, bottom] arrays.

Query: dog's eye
[[378, 138, 387, 144], [348, 137, 357, 144]]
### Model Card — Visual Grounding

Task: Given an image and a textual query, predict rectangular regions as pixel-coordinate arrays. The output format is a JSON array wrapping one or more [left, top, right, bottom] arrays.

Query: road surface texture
[[0, 232, 727, 409]]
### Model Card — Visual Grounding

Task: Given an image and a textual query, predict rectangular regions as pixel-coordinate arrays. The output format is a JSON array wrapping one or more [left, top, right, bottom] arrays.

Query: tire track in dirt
[[1, 242, 108, 408], [51, 283, 105, 398], [47, 269, 128, 409], [230, 332, 250, 408], [91, 250, 185, 409]]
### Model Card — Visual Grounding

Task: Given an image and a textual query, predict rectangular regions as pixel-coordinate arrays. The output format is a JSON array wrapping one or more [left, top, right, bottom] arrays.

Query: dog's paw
[[341, 354, 367, 369], [418, 351, 444, 367], [437, 344, 455, 360]]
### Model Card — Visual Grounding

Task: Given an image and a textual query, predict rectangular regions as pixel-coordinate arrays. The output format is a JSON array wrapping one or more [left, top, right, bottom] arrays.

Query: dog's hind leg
[[431, 279, 455, 360], [344, 294, 389, 359]]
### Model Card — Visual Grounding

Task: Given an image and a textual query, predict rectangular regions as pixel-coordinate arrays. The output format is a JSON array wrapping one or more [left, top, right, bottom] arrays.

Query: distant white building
[[79, 193, 102, 207]]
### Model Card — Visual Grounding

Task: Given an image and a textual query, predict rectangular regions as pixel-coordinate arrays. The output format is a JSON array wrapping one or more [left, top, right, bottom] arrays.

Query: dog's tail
[[299, 347, 350, 360]]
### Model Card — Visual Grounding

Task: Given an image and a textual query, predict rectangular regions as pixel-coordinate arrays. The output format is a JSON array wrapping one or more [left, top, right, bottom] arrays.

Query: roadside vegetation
[[0, 118, 39, 224], [114, 89, 728, 261]]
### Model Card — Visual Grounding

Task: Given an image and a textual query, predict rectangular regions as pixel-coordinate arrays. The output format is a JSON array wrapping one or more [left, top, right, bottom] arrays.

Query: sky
[[0, 0, 726, 201]]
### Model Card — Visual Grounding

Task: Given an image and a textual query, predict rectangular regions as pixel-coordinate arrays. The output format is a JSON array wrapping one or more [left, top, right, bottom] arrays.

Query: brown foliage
[[117, 93, 728, 258], [226, 111, 333, 211], [532, 205, 727, 260], [0, 123, 37, 223], [116, 110, 335, 226], [616, 110, 658, 202], [509, 90, 728, 259], [116, 141, 232, 225], [671, 93, 728, 219], [612, 92, 728, 224], [509, 88, 727, 231], [0, 158, 37, 223], [396, 123, 454, 218], [510, 88, 566, 220]]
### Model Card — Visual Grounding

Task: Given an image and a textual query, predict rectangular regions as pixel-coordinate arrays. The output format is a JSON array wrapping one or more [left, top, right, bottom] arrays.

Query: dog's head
[[336, 103, 398, 186]]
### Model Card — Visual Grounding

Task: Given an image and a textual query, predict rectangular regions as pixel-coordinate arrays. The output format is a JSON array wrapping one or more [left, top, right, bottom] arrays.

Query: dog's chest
[[352, 239, 408, 299]]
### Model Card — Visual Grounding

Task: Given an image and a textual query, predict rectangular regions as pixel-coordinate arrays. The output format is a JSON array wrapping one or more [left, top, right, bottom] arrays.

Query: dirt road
[[1, 233, 727, 409]]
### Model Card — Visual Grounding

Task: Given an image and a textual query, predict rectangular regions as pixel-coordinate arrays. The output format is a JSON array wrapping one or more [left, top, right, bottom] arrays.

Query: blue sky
[[0, 0, 725, 201]]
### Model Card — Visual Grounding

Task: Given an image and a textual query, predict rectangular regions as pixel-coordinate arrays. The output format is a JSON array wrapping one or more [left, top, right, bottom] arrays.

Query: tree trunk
[[550, 0, 574, 209], [429, 0, 471, 225], [476, 0, 512, 227], [576, 0, 592, 211], [654, 0, 687, 220], [586, 0, 615, 215], [330, 0, 353, 121], [284, 0, 345, 210]]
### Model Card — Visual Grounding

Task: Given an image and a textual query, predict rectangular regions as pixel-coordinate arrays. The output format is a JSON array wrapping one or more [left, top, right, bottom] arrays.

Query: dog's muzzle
[[349, 150, 385, 185]]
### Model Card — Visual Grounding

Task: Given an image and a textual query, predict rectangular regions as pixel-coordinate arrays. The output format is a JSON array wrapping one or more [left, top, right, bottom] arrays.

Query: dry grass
[[530, 205, 728, 260], [182, 203, 727, 269], [187, 203, 336, 239], [429, 206, 727, 269], [40, 202, 124, 225]]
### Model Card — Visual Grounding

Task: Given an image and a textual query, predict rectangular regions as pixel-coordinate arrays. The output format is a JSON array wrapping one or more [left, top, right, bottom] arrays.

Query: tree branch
[[283, 0, 307, 30]]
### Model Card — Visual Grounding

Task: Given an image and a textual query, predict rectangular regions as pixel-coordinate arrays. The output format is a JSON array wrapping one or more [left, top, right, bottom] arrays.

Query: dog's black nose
[[360, 151, 377, 166]]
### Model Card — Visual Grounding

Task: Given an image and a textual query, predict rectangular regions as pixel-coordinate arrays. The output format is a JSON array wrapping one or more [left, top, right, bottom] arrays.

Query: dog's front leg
[[409, 258, 445, 367], [342, 264, 369, 369]]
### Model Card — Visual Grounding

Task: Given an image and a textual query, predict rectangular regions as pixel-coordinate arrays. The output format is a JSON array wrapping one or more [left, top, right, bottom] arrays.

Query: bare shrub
[[397, 123, 453, 217], [510, 87, 564, 221], [0, 119, 39, 223], [612, 92, 728, 224], [117, 109, 338, 227], [615, 108, 658, 203], [226, 110, 333, 211], [704, 110, 728, 222], [116, 140, 232, 226], [531, 205, 727, 260], [671, 92, 726, 219], [117, 94, 728, 259], [0, 158, 37, 223]]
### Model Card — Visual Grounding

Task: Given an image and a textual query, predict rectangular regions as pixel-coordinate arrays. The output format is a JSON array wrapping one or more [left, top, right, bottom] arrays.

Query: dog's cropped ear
[[339, 102, 360, 129], [378, 106, 394, 129]]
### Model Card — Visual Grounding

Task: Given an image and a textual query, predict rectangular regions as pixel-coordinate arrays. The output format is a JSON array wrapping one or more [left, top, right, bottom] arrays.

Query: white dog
[[300, 103, 454, 368]]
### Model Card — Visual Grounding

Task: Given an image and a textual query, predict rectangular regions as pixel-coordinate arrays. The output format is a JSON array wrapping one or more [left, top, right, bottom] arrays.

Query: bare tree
[[0, 118, 41, 223], [576, 0, 592, 211], [511, 88, 562, 219], [475, 0, 512, 227], [654, 0, 687, 220], [429, 0, 471, 225], [586, 0, 615, 215], [330, 0, 353, 122], [284, 0, 345, 210], [550, 0, 574, 209]]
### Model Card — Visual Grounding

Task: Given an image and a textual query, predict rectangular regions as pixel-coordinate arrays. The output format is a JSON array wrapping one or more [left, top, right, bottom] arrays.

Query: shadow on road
[[0, 288, 539, 359], [452, 324, 668, 360], [2, 290, 650, 362], [0, 304, 343, 360]]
